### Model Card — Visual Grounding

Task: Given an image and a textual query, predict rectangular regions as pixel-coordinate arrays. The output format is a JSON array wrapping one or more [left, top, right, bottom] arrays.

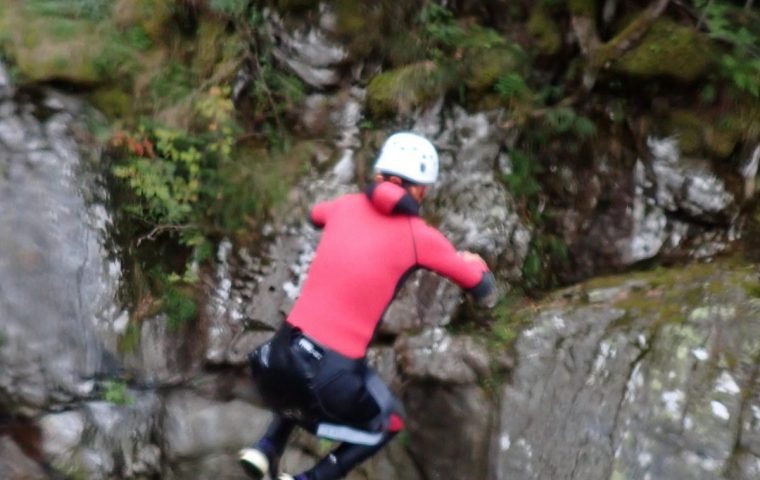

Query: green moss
[[0, 0, 159, 85], [23, 0, 113, 21], [101, 379, 134, 405], [331, 0, 376, 59], [527, 4, 562, 56], [668, 110, 706, 155], [49, 18, 85, 40], [585, 260, 757, 333], [484, 293, 535, 352], [20, 44, 102, 83], [366, 62, 452, 117], [331, 1, 422, 61], [149, 62, 195, 108], [742, 281, 760, 299], [609, 18, 711, 83], [334, 1, 368, 37], [0, 2, 105, 83], [164, 284, 198, 330], [464, 46, 522, 91], [209, 140, 318, 233], [384, 31, 428, 67], [112, 0, 174, 44], [117, 321, 141, 354], [664, 109, 741, 158], [705, 124, 741, 158], [193, 19, 228, 78], [90, 87, 133, 119]]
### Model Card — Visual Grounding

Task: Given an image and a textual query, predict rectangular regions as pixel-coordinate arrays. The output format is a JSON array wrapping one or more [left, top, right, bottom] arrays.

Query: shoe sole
[[239, 449, 268, 480]]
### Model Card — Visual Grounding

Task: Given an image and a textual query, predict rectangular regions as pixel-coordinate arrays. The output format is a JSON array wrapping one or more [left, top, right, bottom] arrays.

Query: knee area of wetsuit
[[388, 413, 405, 433]]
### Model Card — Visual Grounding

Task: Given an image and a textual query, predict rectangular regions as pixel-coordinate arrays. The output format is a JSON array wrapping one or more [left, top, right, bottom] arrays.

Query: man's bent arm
[[412, 221, 497, 305]]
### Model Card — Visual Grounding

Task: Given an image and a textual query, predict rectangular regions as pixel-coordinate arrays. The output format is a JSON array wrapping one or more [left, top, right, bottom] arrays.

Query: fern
[[495, 72, 529, 100], [695, 0, 760, 97]]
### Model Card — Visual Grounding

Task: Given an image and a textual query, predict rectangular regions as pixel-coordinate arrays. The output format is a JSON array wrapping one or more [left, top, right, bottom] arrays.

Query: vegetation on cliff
[[1, 0, 758, 328]]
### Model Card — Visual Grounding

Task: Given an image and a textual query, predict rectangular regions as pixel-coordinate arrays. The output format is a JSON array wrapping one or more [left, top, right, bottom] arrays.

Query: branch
[[136, 224, 196, 246], [592, 0, 671, 69], [570, 15, 601, 58], [571, 0, 671, 92]]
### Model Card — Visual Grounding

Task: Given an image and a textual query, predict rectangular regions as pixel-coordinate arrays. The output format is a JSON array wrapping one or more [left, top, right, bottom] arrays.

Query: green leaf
[[573, 116, 597, 139], [495, 73, 528, 100], [545, 107, 576, 133]]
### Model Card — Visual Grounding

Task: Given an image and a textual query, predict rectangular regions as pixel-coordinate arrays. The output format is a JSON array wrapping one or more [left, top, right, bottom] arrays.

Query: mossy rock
[[667, 110, 705, 156], [366, 62, 452, 117], [90, 87, 133, 118], [0, 0, 160, 85], [192, 18, 229, 78], [705, 125, 741, 159], [527, 4, 562, 56], [0, 1, 106, 83], [609, 18, 711, 83], [468, 92, 507, 111], [463, 46, 522, 91], [330, 1, 422, 61], [666, 109, 741, 158], [112, 0, 174, 44], [331, 0, 376, 59]]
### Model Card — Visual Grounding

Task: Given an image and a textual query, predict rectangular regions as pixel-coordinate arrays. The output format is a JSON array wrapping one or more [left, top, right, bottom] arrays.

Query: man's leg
[[240, 414, 296, 479], [259, 415, 297, 459], [285, 365, 406, 480], [297, 422, 402, 480]]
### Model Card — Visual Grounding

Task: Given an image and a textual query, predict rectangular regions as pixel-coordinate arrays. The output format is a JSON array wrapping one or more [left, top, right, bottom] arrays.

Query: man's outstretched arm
[[412, 221, 498, 307]]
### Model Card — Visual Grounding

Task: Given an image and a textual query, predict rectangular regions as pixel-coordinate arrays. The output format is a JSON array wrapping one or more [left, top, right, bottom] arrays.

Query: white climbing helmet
[[373, 132, 439, 185]]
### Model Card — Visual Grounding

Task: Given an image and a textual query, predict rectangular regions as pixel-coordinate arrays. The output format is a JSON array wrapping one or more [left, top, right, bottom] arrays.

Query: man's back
[[288, 182, 491, 358], [288, 189, 419, 358]]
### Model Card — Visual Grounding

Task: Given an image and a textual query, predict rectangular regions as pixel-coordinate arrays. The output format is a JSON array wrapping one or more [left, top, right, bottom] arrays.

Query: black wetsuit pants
[[259, 415, 396, 480], [248, 323, 403, 480]]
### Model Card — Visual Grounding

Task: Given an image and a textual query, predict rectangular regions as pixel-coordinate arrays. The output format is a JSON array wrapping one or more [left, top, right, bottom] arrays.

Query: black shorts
[[248, 323, 402, 442]]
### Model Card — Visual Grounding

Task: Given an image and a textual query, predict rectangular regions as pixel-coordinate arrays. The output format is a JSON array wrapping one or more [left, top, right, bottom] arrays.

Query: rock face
[[1, 4, 759, 479], [0, 1, 108, 83], [0, 84, 120, 415], [494, 264, 760, 480], [557, 134, 743, 281], [266, 7, 349, 89], [0, 71, 274, 480]]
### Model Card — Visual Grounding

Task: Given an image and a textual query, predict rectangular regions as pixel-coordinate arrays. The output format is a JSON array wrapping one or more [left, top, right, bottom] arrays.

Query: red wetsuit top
[[287, 182, 495, 359]]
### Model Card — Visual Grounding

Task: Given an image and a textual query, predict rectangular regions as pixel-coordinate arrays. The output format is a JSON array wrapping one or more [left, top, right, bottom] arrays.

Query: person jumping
[[239, 132, 497, 480]]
